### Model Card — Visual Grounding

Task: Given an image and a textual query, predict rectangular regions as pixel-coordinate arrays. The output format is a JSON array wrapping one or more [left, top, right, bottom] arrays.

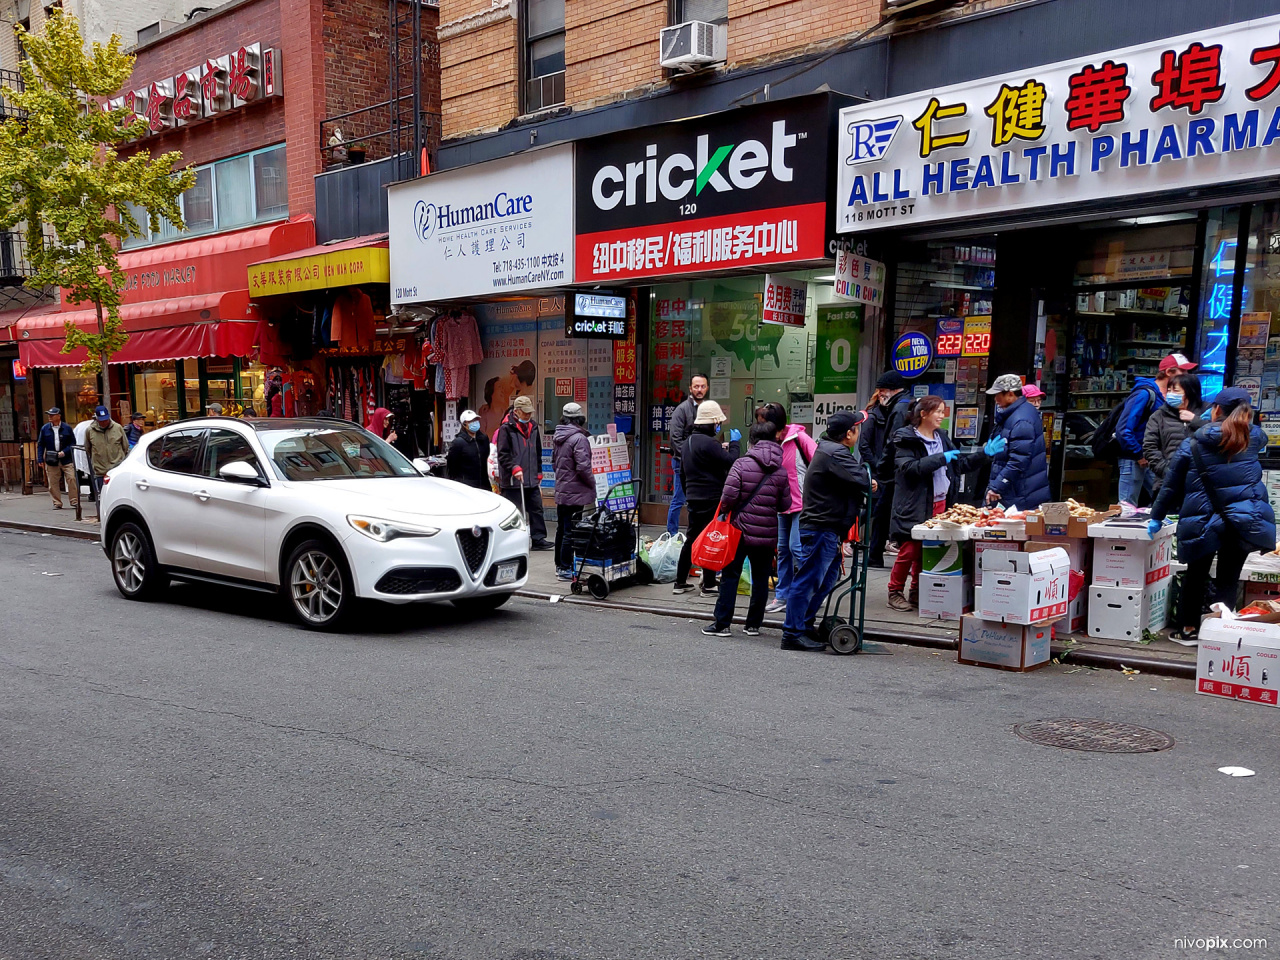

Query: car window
[[154, 429, 205, 474], [256, 426, 419, 481], [204, 428, 264, 480]]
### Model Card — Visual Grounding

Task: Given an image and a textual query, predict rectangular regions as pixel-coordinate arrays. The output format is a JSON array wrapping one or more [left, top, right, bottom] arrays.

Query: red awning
[[17, 291, 260, 367], [0, 303, 62, 341]]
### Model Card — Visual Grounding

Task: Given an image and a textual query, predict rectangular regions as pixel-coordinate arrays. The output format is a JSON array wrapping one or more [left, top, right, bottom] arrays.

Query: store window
[[121, 144, 289, 249], [132, 363, 182, 426], [1233, 202, 1280, 452]]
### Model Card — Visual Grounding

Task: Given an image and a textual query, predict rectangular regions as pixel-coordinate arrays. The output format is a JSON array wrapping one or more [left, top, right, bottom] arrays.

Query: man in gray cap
[[985, 373, 1050, 510], [36, 407, 78, 509], [206, 401, 223, 416]]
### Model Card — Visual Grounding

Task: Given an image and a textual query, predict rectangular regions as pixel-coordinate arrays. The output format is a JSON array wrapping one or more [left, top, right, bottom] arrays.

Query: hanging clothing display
[[428, 309, 484, 400]]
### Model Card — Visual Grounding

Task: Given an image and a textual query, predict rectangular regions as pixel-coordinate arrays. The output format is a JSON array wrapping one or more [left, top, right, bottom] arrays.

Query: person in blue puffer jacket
[[1149, 387, 1277, 642], [983, 374, 1051, 510]]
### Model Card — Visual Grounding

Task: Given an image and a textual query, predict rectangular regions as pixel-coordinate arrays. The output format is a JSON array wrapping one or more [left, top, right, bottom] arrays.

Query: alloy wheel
[[290, 550, 343, 624], [113, 531, 147, 594]]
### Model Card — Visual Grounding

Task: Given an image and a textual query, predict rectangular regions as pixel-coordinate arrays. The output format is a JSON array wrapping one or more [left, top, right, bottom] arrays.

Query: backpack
[[1091, 384, 1159, 458]]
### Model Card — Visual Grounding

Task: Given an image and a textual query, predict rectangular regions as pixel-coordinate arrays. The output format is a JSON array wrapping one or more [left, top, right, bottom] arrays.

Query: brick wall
[[439, 9, 516, 140]]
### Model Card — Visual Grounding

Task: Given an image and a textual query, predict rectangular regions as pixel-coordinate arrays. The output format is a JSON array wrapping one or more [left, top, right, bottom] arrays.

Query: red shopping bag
[[690, 512, 740, 572]]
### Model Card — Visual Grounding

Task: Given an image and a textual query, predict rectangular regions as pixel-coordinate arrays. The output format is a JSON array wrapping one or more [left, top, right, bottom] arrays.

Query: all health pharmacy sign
[[837, 15, 1280, 232]]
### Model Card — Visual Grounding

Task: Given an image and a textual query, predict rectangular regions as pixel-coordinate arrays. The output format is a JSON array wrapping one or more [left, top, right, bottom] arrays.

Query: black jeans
[[712, 541, 776, 630], [555, 505, 584, 571], [869, 482, 893, 561], [675, 497, 720, 588], [1178, 538, 1249, 630], [503, 486, 548, 545]]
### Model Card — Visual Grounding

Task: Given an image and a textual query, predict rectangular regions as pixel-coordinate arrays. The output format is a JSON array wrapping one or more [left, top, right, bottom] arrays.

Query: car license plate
[[495, 561, 519, 585]]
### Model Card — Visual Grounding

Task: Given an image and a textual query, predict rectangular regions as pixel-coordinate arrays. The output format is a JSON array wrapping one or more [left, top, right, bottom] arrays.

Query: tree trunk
[[95, 298, 111, 413]]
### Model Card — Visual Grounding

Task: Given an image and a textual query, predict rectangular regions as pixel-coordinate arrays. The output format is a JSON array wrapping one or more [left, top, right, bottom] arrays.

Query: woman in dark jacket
[[886, 397, 1004, 610], [673, 401, 741, 596], [704, 422, 792, 636], [446, 409, 491, 490], [552, 403, 596, 580], [1150, 388, 1277, 642], [1142, 372, 1206, 494]]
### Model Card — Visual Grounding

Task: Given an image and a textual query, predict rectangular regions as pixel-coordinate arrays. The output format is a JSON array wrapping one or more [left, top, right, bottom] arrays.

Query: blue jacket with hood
[[1115, 377, 1163, 458], [1150, 423, 1276, 563], [986, 396, 1051, 510]]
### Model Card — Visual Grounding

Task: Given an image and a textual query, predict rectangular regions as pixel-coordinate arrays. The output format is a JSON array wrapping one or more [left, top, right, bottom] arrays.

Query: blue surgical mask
[[1166, 392, 1184, 408], [715, 423, 722, 434], [467, 420, 480, 433]]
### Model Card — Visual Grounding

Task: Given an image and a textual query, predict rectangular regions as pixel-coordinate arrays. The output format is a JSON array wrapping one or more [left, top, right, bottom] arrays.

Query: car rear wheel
[[451, 592, 513, 615], [110, 522, 167, 601], [286, 540, 351, 630]]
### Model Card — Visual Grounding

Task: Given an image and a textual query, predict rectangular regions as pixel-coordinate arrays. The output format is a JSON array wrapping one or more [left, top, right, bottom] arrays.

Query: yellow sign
[[961, 316, 992, 357], [248, 245, 389, 297]]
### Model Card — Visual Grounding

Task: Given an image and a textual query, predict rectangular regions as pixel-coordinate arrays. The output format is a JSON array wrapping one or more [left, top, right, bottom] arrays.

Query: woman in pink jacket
[[758, 403, 817, 614]]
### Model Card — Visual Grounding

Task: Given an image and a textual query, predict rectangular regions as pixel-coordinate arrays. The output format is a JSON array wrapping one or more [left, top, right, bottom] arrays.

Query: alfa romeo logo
[[413, 200, 436, 243]]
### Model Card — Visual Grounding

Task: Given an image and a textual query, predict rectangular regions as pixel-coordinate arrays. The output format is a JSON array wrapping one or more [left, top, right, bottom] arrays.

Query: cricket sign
[[837, 15, 1280, 231]]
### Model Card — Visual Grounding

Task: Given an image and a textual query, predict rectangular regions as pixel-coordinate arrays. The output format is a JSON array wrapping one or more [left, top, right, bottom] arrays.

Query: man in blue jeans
[[665, 374, 708, 536], [782, 410, 874, 652]]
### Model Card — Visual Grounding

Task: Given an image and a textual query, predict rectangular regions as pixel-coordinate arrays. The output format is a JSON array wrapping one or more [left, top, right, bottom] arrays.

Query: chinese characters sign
[[837, 17, 1280, 231], [248, 245, 389, 297], [833, 251, 886, 305], [107, 42, 279, 139], [575, 94, 845, 282], [388, 145, 574, 304], [761, 275, 807, 327]]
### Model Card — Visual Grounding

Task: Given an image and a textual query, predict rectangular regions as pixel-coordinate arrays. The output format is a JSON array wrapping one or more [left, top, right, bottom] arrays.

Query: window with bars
[[523, 0, 565, 112]]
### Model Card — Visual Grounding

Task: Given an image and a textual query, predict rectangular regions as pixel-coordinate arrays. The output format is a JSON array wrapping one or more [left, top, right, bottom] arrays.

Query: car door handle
[[135, 480, 150, 491], [193, 489, 210, 502]]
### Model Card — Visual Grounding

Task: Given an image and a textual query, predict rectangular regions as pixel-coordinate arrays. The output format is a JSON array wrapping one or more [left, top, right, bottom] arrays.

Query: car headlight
[[499, 507, 526, 531], [347, 515, 441, 542]]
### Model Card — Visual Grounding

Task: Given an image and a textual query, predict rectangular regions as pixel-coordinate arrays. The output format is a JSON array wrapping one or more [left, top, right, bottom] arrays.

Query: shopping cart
[[816, 464, 874, 655], [569, 480, 650, 599]]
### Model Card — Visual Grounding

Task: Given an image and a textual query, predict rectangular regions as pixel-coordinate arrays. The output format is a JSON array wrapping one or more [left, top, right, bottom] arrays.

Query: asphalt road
[[2, 528, 1279, 960]]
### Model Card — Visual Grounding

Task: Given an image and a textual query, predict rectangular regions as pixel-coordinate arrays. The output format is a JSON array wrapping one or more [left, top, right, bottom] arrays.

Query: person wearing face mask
[[552, 402, 596, 581], [1142, 372, 1205, 496], [498, 396, 552, 550], [446, 409, 491, 490]]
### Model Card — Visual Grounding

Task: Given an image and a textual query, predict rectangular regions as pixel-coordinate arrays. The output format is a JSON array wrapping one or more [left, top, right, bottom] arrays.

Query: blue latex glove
[[729, 428, 741, 442], [1201, 408, 1213, 420], [943, 449, 960, 462], [1146, 518, 1162, 538], [984, 434, 1008, 457]]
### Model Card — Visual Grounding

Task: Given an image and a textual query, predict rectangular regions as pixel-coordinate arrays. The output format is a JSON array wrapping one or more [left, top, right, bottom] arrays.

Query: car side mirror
[[412, 457, 433, 476], [219, 460, 265, 485]]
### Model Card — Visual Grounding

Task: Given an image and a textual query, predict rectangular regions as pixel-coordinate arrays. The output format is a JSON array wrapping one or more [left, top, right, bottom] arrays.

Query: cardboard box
[[1025, 539, 1090, 571], [919, 574, 972, 620], [1087, 578, 1171, 640], [958, 615, 1052, 671], [1091, 535, 1172, 588], [1065, 590, 1087, 634], [1243, 581, 1280, 606], [1196, 617, 1280, 706], [1025, 502, 1117, 539], [976, 546, 1071, 624], [921, 539, 965, 576], [973, 541, 1020, 586]]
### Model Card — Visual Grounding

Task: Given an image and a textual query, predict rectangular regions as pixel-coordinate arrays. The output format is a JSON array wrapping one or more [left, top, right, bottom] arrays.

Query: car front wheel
[[286, 540, 351, 630], [110, 522, 167, 600]]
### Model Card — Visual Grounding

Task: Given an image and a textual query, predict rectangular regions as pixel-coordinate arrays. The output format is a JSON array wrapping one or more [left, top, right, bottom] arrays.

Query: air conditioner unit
[[659, 21, 726, 72]]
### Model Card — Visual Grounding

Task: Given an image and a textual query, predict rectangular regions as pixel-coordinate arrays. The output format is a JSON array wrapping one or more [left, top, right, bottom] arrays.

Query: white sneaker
[[765, 598, 785, 613]]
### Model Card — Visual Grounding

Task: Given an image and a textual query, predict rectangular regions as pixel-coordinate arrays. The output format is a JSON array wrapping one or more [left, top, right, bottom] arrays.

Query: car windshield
[[256, 426, 419, 481]]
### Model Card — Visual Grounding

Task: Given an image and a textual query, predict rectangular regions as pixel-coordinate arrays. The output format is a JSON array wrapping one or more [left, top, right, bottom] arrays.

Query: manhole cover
[[1013, 718, 1174, 753]]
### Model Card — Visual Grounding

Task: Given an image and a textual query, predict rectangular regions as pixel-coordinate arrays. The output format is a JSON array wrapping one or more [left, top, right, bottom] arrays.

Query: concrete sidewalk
[[0, 490, 1196, 676]]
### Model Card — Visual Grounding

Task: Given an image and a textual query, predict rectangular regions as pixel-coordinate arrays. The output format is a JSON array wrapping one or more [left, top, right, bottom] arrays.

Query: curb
[[514, 588, 1197, 679], [0, 518, 102, 542]]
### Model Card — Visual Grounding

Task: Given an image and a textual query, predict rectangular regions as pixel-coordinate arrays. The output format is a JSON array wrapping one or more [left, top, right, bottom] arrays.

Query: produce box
[[1197, 614, 1280, 707], [975, 546, 1071, 625], [911, 523, 969, 541], [958, 615, 1052, 672], [921, 539, 966, 575], [973, 541, 1020, 586], [1025, 539, 1090, 572], [1087, 577, 1171, 640], [1024, 501, 1114, 538], [1091, 533, 1172, 588], [919, 574, 972, 620]]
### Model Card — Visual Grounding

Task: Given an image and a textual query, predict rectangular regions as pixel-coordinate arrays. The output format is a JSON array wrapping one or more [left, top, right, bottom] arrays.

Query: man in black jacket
[[37, 407, 78, 510], [665, 374, 708, 537], [861, 371, 911, 566], [446, 409, 491, 490], [781, 411, 875, 651], [672, 400, 740, 595], [497, 396, 552, 550]]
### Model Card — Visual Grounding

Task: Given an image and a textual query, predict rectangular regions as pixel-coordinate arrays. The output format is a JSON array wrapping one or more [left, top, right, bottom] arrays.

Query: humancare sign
[[388, 145, 574, 304], [836, 15, 1280, 232], [575, 94, 846, 283]]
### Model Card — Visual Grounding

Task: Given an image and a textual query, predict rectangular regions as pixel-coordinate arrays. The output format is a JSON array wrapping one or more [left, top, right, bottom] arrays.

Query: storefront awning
[[16, 291, 259, 367], [247, 233, 389, 298], [0, 303, 62, 341]]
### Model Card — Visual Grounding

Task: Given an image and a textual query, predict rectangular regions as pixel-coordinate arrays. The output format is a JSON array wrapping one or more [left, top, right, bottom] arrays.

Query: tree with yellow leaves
[[0, 11, 194, 410]]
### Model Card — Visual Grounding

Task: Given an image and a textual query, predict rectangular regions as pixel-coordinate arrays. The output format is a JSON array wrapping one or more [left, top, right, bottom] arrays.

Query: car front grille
[[375, 567, 463, 595], [456, 528, 490, 576]]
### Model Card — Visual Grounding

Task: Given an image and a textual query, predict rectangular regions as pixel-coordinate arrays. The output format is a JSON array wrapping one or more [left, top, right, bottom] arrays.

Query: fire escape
[[0, 66, 33, 291]]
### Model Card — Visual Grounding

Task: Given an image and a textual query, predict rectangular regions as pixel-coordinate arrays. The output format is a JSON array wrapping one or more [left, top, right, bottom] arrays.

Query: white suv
[[100, 417, 530, 629]]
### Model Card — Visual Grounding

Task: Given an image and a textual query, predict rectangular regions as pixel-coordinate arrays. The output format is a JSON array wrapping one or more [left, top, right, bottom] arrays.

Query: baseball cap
[[513, 396, 535, 414], [46, 406, 61, 415], [1021, 383, 1045, 399], [1159, 352, 1197, 372], [206, 401, 223, 415], [825, 410, 868, 438], [1210, 386, 1251, 408], [94, 405, 110, 422], [131, 411, 145, 420], [562, 402, 584, 417], [985, 374, 1025, 395], [459, 409, 480, 423]]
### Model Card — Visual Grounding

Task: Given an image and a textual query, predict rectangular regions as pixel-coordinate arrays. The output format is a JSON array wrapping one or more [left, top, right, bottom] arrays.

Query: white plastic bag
[[487, 445, 500, 486], [647, 532, 684, 583]]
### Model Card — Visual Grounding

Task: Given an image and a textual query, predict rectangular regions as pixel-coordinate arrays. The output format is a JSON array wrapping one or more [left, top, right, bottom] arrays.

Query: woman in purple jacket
[[552, 402, 596, 580], [703, 422, 792, 637]]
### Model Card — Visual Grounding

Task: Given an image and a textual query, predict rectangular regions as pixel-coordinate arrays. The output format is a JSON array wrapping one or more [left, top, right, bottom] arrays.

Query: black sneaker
[[702, 625, 731, 637], [700, 585, 719, 598], [672, 583, 693, 594], [742, 627, 760, 637], [531, 541, 555, 551]]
